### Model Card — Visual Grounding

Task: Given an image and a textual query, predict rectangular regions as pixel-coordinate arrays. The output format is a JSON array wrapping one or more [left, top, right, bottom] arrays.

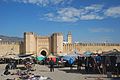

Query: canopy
[[63, 56, 75, 64], [37, 55, 45, 61], [63, 53, 79, 64], [18, 53, 34, 57], [102, 50, 120, 56], [18, 53, 34, 59], [47, 53, 56, 62], [83, 51, 92, 57]]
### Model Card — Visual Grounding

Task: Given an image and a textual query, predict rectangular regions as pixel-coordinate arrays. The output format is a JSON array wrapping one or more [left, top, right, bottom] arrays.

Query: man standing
[[77, 56, 82, 71], [49, 58, 54, 72]]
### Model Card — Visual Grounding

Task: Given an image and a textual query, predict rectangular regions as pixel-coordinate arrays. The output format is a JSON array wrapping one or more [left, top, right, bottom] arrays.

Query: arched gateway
[[39, 49, 49, 56], [41, 50, 47, 56]]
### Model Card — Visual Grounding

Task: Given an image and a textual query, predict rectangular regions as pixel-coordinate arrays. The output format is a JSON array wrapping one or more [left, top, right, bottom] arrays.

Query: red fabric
[[49, 57, 56, 62]]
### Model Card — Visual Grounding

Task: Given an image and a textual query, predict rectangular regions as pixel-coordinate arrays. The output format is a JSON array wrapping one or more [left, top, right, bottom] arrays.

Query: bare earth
[[0, 64, 119, 80]]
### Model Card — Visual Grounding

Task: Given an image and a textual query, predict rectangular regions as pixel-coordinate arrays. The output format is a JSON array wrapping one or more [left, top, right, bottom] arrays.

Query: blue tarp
[[68, 58, 74, 64], [63, 53, 79, 64], [63, 56, 75, 64]]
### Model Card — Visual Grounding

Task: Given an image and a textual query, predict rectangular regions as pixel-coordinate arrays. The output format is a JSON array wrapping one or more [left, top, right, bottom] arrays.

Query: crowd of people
[[75, 54, 120, 76], [0, 53, 120, 78]]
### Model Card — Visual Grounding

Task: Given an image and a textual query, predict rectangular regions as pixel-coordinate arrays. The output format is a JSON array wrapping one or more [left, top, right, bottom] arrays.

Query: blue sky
[[0, 0, 120, 43]]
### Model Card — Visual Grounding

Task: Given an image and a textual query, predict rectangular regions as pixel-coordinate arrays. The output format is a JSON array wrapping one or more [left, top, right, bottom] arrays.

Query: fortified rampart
[[0, 32, 120, 57], [63, 43, 120, 54], [0, 41, 24, 56]]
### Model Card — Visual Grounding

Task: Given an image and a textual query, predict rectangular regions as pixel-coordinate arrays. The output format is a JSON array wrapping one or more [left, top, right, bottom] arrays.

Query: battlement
[[63, 42, 120, 46], [0, 41, 22, 45], [52, 33, 63, 36], [24, 32, 34, 35]]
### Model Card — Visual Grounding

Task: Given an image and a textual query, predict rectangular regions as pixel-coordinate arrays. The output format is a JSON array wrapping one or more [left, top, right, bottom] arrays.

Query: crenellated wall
[[0, 41, 23, 56], [1, 32, 120, 57], [63, 43, 120, 54]]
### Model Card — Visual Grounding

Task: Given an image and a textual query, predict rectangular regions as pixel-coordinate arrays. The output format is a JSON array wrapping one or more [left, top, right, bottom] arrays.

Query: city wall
[[0, 41, 23, 56], [63, 43, 120, 54], [1, 32, 120, 56]]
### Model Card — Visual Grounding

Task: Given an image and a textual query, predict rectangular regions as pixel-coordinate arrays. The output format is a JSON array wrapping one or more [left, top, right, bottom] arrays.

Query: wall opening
[[41, 50, 47, 56]]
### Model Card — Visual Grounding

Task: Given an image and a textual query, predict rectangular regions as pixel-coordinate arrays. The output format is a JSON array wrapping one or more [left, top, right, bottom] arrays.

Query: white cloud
[[44, 12, 79, 22], [79, 4, 104, 20], [44, 4, 105, 22], [4, 0, 120, 22], [104, 6, 120, 17], [57, 7, 81, 17], [57, 16, 79, 22], [80, 14, 103, 20], [89, 28, 114, 33], [43, 4, 120, 22], [85, 4, 104, 12], [45, 13, 54, 17], [9, 0, 72, 6], [44, 7, 81, 22]]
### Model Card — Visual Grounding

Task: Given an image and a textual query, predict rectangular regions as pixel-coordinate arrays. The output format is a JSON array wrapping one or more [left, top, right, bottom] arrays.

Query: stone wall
[[24, 32, 36, 54], [0, 41, 21, 56], [51, 33, 63, 55], [1, 32, 120, 57], [63, 43, 120, 54]]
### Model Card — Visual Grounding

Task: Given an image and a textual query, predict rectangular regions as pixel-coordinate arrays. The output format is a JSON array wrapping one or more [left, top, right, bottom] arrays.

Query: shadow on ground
[[106, 77, 120, 80], [58, 68, 102, 74]]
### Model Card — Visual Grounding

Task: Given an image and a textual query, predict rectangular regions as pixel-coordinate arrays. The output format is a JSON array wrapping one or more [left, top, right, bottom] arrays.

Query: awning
[[19, 53, 34, 57], [37, 55, 45, 61], [83, 51, 92, 57]]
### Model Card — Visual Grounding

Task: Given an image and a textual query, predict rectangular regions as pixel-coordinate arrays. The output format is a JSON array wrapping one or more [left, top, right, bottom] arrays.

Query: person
[[85, 56, 92, 73], [4, 64, 10, 75], [4, 69, 10, 75], [110, 56, 117, 74], [95, 54, 102, 73], [116, 56, 120, 76], [101, 55, 107, 74], [69, 58, 74, 70], [49, 58, 54, 72], [77, 56, 82, 71], [95, 54, 102, 66], [5, 64, 10, 70]]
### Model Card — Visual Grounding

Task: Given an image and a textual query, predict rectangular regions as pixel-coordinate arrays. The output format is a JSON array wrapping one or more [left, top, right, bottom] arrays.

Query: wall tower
[[51, 33, 63, 55], [24, 32, 36, 54]]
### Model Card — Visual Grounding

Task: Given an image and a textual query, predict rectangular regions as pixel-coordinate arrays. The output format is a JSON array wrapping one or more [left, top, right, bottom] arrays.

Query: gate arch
[[41, 50, 47, 56], [39, 48, 49, 56]]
